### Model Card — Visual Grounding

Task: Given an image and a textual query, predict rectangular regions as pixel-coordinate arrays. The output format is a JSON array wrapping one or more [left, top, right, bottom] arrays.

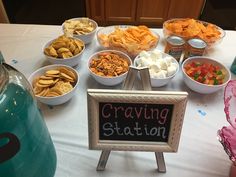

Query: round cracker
[[36, 87, 49, 96], [38, 79, 54, 85], [39, 75, 53, 80], [60, 72, 73, 81], [46, 70, 60, 75], [59, 67, 77, 81], [36, 82, 51, 88], [45, 74, 60, 78]]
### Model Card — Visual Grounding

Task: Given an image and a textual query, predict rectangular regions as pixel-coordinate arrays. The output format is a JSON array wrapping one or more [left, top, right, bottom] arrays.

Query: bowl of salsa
[[182, 56, 231, 94]]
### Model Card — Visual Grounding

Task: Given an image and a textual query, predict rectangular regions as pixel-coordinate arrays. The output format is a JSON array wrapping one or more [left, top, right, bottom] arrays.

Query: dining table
[[0, 23, 236, 177]]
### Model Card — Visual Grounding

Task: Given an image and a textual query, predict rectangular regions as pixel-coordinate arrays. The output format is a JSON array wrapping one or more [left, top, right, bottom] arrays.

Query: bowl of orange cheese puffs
[[163, 18, 225, 48]]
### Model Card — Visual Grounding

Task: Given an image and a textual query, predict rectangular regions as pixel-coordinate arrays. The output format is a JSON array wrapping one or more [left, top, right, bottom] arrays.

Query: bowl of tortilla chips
[[97, 25, 160, 58], [163, 18, 225, 48]]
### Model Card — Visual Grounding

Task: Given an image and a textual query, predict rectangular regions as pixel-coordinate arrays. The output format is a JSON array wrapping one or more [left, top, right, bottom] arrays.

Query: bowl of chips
[[43, 35, 85, 67], [97, 25, 159, 58], [163, 18, 225, 48], [88, 50, 132, 86], [182, 56, 231, 94], [62, 17, 98, 44], [28, 64, 79, 105]]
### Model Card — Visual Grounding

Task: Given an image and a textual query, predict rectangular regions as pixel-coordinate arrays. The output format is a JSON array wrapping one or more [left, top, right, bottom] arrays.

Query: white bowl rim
[[88, 49, 132, 79], [181, 56, 231, 88], [163, 18, 226, 39], [28, 64, 79, 99], [43, 37, 85, 61], [133, 51, 180, 80], [62, 17, 98, 36]]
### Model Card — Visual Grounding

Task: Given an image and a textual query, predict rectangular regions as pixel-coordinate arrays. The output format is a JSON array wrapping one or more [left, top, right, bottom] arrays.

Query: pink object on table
[[230, 164, 236, 177], [218, 80, 236, 165], [224, 80, 236, 128]]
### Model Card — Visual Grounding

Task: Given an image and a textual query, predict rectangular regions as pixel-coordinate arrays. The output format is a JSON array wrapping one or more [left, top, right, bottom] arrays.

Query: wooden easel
[[96, 66, 166, 173]]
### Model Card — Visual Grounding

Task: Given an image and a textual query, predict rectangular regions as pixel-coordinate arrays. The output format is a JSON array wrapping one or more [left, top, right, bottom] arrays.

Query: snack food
[[44, 35, 84, 59], [135, 50, 178, 79], [163, 18, 223, 44], [89, 52, 130, 77], [63, 18, 95, 36], [32, 67, 77, 97], [184, 61, 226, 85], [98, 26, 159, 57]]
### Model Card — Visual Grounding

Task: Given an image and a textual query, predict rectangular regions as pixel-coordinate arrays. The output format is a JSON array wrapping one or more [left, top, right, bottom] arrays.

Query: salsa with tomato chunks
[[184, 61, 226, 85]]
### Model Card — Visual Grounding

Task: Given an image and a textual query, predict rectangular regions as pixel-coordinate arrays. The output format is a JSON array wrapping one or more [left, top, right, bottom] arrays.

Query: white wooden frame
[[87, 89, 188, 152]]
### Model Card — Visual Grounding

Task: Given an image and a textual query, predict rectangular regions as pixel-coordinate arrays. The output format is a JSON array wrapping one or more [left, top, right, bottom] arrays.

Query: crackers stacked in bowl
[[32, 67, 77, 97], [29, 65, 79, 105]]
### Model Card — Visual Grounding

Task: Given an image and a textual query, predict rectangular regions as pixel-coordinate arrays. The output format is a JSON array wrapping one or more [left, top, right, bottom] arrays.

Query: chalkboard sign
[[99, 102, 173, 142], [87, 89, 188, 152]]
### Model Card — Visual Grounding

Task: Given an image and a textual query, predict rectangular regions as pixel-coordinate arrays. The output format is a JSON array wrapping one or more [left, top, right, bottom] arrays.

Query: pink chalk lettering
[[124, 107, 134, 118], [159, 108, 169, 124], [134, 107, 143, 119], [144, 105, 151, 119]]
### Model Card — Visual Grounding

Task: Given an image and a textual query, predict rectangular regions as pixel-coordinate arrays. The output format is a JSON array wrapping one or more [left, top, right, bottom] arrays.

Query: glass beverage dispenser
[[0, 54, 57, 177]]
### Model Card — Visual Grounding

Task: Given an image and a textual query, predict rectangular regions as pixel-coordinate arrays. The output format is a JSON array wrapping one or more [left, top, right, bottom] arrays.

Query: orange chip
[[164, 18, 222, 43], [98, 26, 159, 56]]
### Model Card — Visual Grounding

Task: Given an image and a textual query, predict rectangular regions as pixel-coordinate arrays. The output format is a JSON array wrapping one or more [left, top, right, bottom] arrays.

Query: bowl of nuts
[[28, 64, 79, 105], [88, 50, 132, 86], [62, 17, 98, 44], [43, 35, 85, 67]]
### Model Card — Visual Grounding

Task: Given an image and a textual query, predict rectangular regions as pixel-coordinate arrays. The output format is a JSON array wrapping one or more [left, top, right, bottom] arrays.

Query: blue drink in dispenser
[[0, 55, 57, 177]]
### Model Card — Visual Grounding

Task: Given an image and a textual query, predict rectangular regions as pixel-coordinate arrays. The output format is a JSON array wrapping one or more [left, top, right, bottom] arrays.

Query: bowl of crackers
[[97, 25, 159, 58], [88, 50, 132, 86], [28, 64, 79, 105], [163, 18, 225, 48], [62, 17, 98, 44], [43, 35, 85, 67]]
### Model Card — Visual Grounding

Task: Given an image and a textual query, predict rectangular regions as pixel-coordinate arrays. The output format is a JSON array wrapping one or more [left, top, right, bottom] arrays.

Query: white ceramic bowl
[[182, 56, 231, 94], [43, 38, 85, 67], [88, 50, 132, 86], [28, 64, 79, 105], [62, 17, 98, 44], [134, 51, 179, 87]]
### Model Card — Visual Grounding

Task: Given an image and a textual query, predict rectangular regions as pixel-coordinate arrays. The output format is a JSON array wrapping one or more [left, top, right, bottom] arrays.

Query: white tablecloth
[[0, 23, 236, 177]]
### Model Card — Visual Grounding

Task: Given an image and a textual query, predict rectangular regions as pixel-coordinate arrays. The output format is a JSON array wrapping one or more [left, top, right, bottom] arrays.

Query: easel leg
[[155, 152, 166, 173], [96, 150, 111, 171]]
